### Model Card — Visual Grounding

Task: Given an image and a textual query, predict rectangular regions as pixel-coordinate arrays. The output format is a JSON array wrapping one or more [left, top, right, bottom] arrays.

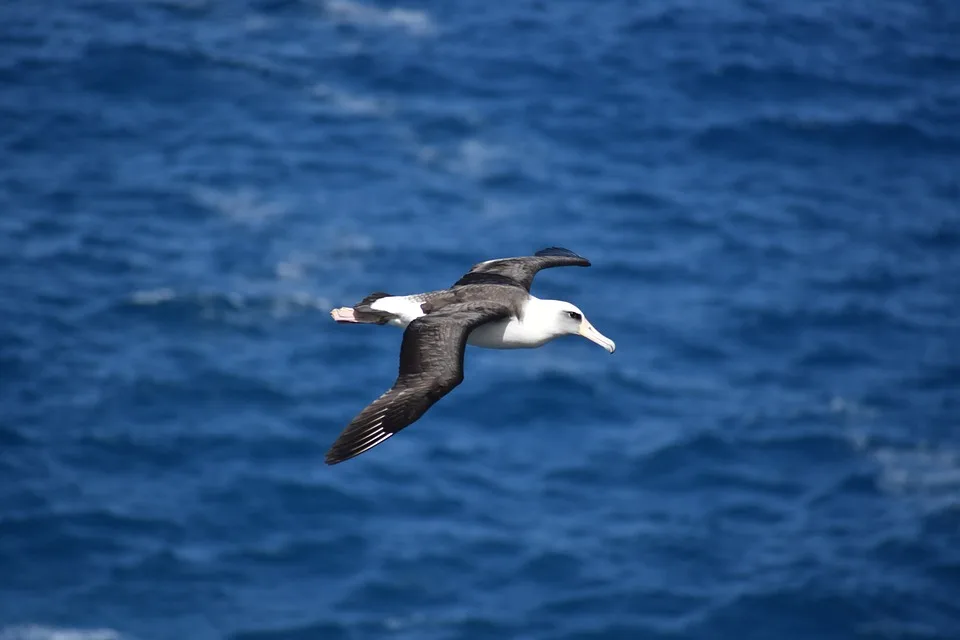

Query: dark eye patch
[[566, 311, 582, 321]]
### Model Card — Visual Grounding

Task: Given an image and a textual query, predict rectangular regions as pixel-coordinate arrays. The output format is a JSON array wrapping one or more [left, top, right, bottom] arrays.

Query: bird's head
[[535, 299, 616, 353]]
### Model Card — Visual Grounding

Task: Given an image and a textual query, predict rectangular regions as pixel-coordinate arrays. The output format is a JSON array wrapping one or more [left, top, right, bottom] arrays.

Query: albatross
[[326, 247, 615, 465]]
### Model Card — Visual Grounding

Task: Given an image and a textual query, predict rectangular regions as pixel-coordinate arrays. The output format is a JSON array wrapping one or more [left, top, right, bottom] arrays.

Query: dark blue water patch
[[919, 508, 960, 563], [689, 60, 907, 104], [451, 373, 613, 429], [550, 624, 683, 640], [337, 575, 446, 615], [518, 549, 584, 585], [199, 475, 374, 534], [69, 43, 234, 104], [229, 621, 350, 640], [67, 372, 292, 433], [912, 217, 960, 251], [726, 299, 919, 356], [223, 532, 370, 582], [0, 510, 166, 593], [591, 183, 676, 215], [691, 585, 870, 640], [0, 421, 32, 448], [691, 116, 960, 166], [105, 546, 246, 591], [872, 525, 960, 593], [909, 361, 960, 396], [793, 338, 879, 369]]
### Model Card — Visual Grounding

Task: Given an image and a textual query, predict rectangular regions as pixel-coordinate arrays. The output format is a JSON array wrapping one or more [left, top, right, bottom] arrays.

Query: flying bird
[[326, 247, 615, 464]]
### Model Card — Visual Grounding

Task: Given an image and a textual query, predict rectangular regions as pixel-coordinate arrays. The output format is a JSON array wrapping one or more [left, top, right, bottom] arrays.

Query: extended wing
[[325, 302, 513, 464], [452, 247, 590, 291]]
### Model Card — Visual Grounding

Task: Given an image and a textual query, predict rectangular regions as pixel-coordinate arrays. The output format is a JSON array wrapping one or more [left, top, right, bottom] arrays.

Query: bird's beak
[[579, 319, 616, 353]]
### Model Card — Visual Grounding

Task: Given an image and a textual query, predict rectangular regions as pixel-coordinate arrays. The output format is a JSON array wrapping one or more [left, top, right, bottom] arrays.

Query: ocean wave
[[731, 299, 911, 340], [310, 84, 393, 118], [0, 508, 184, 548], [693, 575, 958, 639], [449, 139, 509, 180], [190, 186, 287, 227], [0, 423, 31, 447], [230, 621, 349, 640], [694, 59, 905, 99], [871, 445, 960, 505], [593, 185, 674, 211], [129, 287, 177, 306], [734, 396, 879, 432], [0, 626, 127, 640], [149, 0, 211, 10], [125, 288, 330, 322], [794, 340, 879, 369], [628, 431, 736, 475], [414, 136, 547, 188], [692, 115, 960, 156], [224, 533, 367, 569], [856, 619, 945, 640], [321, 0, 435, 37]]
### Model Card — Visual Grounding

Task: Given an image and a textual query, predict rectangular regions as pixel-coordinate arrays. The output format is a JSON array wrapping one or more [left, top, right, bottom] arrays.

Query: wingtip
[[324, 441, 360, 465], [324, 419, 397, 466], [324, 446, 355, 465], [534, 247, 590, 265]]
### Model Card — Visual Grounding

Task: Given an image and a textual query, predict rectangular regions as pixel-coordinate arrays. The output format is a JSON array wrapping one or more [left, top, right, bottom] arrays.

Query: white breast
[[467, 316, 553, 350]]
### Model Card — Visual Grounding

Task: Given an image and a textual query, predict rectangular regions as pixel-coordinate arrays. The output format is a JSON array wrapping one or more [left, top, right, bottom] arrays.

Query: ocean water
[[1, 0, 959, 638]]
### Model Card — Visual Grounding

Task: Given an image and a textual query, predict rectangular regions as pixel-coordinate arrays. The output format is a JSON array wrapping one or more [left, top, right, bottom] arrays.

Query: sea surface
[[2, 1, 959, 639]]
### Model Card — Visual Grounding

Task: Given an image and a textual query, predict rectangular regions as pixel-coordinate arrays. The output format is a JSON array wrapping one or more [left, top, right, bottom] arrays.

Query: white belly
[[467, 317, 549, 350]]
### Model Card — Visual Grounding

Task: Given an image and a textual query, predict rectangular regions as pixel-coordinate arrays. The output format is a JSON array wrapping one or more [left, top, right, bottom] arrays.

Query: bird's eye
[[566, 311, 582, 321]]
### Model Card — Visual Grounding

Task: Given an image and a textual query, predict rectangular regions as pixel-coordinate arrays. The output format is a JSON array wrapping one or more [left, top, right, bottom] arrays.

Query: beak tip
[[578, 321, 615, 354]]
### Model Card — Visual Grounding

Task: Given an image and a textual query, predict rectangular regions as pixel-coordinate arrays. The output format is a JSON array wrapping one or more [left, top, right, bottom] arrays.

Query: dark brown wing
[[452, 247, 590, 291], [325, 302, 513, 465]]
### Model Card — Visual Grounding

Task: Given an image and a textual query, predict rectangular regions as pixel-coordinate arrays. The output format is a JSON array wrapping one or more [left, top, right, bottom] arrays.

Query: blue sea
[[2, 1, 959, 638]]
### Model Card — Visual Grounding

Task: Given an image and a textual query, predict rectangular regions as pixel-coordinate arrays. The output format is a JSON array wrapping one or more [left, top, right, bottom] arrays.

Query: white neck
[[520, 296, 563, 339]]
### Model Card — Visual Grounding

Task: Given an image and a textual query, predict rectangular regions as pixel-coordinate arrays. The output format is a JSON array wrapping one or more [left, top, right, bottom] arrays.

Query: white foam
[[311, 84, 392, 117], [331, 232, 374, 254], [873, 445, 960, 500], [270, 292, 330, 318], [130, 287, 176, 305], [383, 613, 427, 631], [322, 0, 435, 36], [191, 186, 286, 226], [451, 139, 507, 179], [0, 625, 126, 640], [275, 261, 304, 280], [828, 395, 878, 418]]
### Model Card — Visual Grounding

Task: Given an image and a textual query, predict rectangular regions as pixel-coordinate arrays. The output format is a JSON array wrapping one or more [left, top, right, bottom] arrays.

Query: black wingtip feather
[[535, 247, 586, 260], [358, 291, 392, 306], [325, 422, 394, 465]]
